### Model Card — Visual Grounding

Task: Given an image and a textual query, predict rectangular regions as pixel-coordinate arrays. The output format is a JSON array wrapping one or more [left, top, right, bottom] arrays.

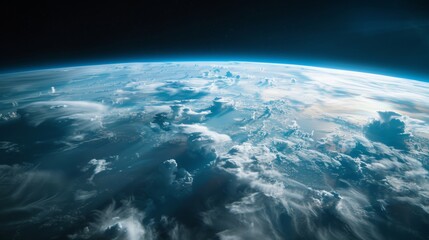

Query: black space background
[[1, 1, 429, 79]]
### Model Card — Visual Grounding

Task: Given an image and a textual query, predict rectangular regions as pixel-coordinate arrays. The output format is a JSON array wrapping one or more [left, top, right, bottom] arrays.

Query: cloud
[[0, 164, 65, 228], [205, 97, 235, 117], [21, 101, 107, 127], [157, 159, 193, 195], [316, 130, 429, 237], [210, 143, 381, 240], [180, 107, 210, 123], [74, 189, 97, 201], [364, 111, 411, 150], [154, 81, 209, 100], [0, 141, 19, 153], [70, 200, 154, 240], [82, 158, 111, 182], [149, 124, 233, 172], [178, 124, 232, 143], [0, 100, 113, 158]]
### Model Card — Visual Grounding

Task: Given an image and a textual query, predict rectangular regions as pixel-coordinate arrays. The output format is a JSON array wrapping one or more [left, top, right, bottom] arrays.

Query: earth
[[0, 62, 428, 240]]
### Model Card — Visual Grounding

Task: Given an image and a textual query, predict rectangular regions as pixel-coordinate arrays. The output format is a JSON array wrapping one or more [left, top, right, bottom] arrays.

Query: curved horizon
[[0, 57, 427, 83]]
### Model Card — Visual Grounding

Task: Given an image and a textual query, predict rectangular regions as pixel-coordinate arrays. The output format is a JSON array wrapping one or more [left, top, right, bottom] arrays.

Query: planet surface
[[0, 62, 428, 240]]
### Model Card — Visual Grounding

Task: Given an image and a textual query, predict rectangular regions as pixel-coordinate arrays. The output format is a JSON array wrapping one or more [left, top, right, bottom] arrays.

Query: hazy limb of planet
[[0, 62, 428, 240]]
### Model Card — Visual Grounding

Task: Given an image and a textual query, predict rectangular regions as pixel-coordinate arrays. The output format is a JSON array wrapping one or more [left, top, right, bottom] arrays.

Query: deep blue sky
[[1, 1, 428, 79]]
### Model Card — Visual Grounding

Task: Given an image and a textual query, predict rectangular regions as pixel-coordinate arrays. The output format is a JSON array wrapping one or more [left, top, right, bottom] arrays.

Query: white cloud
[[177, 124, 231, 143], [83, 158, 111, 182], [22, 101, 107, 127], [71, 200, 154, 240], [74, 189, 97, 201]]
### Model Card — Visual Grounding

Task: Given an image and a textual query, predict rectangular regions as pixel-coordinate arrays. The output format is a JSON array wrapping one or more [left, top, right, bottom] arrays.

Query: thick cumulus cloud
[[365, 111, 411, 150]]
